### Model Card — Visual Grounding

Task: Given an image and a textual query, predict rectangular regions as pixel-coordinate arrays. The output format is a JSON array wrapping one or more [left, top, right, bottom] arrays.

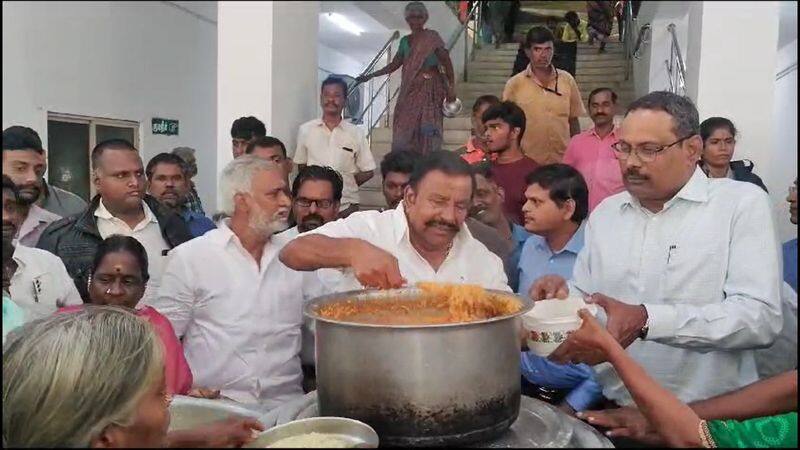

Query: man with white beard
[[149, 156, 303, 409]]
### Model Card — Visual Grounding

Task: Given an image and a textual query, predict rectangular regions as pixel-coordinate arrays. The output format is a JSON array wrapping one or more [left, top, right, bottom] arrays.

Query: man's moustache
[[425, 220, 459, 231]]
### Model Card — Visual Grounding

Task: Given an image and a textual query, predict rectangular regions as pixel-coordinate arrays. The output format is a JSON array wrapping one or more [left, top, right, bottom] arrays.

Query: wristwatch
[[639, 305, 650, 340]]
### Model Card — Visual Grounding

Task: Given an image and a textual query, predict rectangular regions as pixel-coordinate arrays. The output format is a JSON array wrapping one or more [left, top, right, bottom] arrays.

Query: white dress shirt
[[571, 167, 782, 405], [304, 202, 511, 292], [95, 200, 170, 302], [278, 226, 328, 366], [149, 220, 304, 408], [9, 245, 83, 317], [16, 205, 61, 247], [754, 281, 797, 379], [292, 119, 376, 209]]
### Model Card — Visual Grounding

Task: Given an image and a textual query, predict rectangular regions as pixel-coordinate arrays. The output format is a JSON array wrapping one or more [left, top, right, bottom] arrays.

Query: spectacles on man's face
[[295, 197, 335, 209], [611, 135, 695, 163]]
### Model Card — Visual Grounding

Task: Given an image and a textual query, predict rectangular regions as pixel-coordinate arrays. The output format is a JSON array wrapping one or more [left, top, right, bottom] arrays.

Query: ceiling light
[[325, 12, 364, 36]]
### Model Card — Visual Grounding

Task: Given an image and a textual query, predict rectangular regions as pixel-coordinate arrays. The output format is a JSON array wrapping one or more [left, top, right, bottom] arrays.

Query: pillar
[[217, 1, 319, 204]]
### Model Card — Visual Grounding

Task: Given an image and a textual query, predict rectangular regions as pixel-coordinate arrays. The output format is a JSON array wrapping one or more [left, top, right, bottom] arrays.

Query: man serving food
[[279, 151, 510, 292]]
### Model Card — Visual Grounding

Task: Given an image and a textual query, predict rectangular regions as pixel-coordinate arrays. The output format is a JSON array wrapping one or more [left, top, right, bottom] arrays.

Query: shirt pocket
[[335, 138, 358, 174], [662, 244, 725, 304]]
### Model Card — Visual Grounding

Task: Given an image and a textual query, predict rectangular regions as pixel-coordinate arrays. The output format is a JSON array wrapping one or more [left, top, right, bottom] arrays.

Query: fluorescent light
[[325, 12, 364, 36]]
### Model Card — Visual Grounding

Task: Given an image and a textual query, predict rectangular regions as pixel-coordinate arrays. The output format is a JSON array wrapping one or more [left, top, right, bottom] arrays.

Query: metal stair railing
[[349, 30, 401, 138], [665, 23, 687, 96], [361, 1, 484, 141]]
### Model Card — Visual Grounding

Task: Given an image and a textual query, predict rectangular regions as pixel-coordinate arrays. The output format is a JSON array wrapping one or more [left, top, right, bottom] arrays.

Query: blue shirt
[[784, 238, 798, 293], [506, 223, 532, 292], [517, 222, 586, 297], [180, 210, 216, 238], [515, 222, 601, 411]]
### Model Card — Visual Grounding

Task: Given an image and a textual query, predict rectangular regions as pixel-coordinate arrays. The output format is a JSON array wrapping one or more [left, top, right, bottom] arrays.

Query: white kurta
[[149, 220, 304, 409], [303, 202, 511, 292]]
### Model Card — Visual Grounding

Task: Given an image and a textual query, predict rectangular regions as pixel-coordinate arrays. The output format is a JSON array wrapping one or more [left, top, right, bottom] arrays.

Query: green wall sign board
[[152, 118, 179, 135]]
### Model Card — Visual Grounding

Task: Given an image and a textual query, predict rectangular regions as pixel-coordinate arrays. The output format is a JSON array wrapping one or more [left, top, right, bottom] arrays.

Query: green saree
[[705, 412, 798, 448]]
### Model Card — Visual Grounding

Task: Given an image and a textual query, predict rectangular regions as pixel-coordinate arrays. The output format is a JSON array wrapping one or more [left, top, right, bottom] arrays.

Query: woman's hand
[[549, 309, 618, 365], [172, 416, 265, 448], [446, 85, 456, 103], [577, 406, 665, 445]]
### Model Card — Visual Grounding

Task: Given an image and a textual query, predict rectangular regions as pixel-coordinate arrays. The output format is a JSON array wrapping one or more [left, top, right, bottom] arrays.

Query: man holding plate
[[530, 91, 782, 408]]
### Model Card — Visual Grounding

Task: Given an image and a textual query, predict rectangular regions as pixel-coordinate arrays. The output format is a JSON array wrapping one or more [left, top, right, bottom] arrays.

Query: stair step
[[469, 67, 514, 77], [371, 128, 471, 146], [473, 49, 520, 57], [576, 72, 627, 83], [466, 75, 513, 84], [576, 65, 627, 75], [576, 53, 627, 63], [473, 55, 519, 64], [577, 59, 627, 69], [469, 61, 517, 70]]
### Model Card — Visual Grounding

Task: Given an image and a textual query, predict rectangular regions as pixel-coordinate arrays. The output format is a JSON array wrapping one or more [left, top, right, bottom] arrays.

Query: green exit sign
[[152, 118, 179, 135]]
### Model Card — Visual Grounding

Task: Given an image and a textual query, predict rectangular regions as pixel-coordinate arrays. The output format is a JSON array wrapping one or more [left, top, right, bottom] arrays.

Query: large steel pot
[[305, 288, 533, 447]]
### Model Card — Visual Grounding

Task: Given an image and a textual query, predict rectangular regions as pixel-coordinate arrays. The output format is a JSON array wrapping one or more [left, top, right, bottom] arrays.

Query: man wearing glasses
[[530, 91, 782, 411], [502, 26, 586, 166]]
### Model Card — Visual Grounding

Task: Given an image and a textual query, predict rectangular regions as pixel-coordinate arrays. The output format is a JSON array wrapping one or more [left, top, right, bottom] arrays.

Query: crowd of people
[[2, 1, 797, 448]]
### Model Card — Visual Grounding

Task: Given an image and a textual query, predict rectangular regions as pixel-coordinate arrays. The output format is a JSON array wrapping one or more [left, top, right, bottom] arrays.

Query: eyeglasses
[[295, 198, 335, 209], [611, 135, 695, 163]]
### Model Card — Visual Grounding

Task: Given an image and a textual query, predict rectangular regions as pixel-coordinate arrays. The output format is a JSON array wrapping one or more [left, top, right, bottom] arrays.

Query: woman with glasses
[[699, 117, 767, 192], [356, 2, 456, 156]]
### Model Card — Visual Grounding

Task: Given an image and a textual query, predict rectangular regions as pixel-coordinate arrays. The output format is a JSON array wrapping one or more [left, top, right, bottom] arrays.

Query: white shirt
[[9, 245, 83, 317], [292, 119, 376, 209], [571, 167, 782, 405], [279, 226, 328, 366], [149, 220, 304, 408], [95, 200, 170, 302], [304, 202, 511, 292], [15, 205, 61, 247], [754, 281, 797, 379]]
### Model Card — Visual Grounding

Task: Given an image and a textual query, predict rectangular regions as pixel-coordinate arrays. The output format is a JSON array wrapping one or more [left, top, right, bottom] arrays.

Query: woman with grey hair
[[356, 1, 456, 156], [3, 306, 170, 447], [3, 306, 264, 448]]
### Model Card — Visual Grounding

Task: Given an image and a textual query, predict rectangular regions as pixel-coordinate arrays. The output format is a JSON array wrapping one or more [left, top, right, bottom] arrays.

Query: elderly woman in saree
[[357, 1, 456, 155]]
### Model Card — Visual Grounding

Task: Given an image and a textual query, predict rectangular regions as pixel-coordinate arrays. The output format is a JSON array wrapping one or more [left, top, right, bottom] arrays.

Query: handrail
[[446, 0, 481, 51], [777, 62, 797, 81], [348, 30, 401, 98], [665, 23, 687, 96], [446, 0, 482, 82], [355, 2, 483, 138], [632, 23, 651, 59]]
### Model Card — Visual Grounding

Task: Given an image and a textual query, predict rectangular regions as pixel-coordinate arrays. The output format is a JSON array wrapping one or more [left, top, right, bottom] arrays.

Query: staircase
[[360, 6, 633, 210]]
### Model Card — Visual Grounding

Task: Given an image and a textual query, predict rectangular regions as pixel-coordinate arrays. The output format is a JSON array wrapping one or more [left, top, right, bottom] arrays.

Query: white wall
[[772, 38, 798, 242], [2, 1, 218, 211], [217, 1, 319, 187], [692, 2, 780, 201]]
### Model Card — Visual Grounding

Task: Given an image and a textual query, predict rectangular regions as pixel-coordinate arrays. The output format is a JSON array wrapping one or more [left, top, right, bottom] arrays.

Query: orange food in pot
[[316, 282, 522, 325]]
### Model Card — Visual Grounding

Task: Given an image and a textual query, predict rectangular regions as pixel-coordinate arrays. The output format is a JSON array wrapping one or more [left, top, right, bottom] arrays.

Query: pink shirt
[[563, 127, 625, 212], [58, 305, 193, 395]]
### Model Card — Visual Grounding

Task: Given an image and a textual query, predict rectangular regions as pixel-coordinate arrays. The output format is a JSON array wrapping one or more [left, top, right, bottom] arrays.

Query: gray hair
[[218, 155, 281, 216], [405, 1, 428, 18], [172, 146, 196, 161], [2, 306, 163, 447], [625, 91, 700, 138]]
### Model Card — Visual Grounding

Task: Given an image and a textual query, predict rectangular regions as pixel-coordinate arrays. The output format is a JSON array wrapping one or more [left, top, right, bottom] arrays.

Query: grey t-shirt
[[40, 183, 88, 218]]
